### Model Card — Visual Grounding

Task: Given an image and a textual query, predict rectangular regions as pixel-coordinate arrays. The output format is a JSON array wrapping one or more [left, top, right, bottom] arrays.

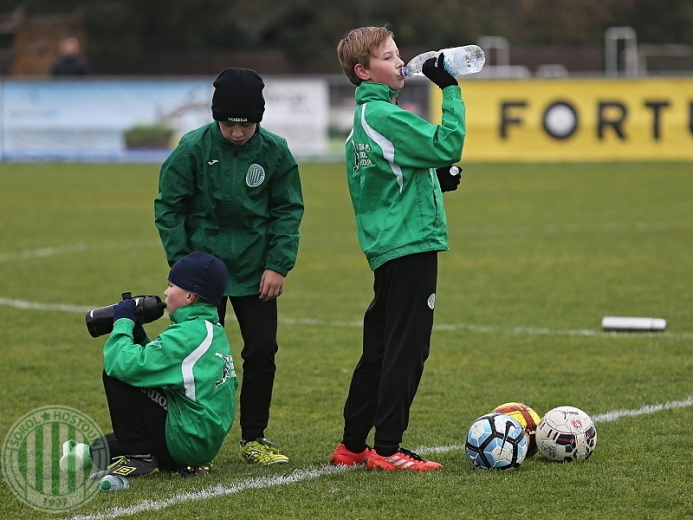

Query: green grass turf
[[0, 161, 692, 519]]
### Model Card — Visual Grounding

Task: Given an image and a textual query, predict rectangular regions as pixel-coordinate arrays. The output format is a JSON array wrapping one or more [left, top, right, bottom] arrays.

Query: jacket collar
[[355, 81, 399, 105], [170, 301, 220, 324]]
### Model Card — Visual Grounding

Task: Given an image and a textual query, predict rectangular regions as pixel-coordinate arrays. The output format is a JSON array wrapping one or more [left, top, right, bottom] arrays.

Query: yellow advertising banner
[[430, 78, 693, 161]]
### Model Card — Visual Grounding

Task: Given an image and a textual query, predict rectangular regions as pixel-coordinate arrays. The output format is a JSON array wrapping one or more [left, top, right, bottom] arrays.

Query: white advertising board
[[0, 77, 328, 162]]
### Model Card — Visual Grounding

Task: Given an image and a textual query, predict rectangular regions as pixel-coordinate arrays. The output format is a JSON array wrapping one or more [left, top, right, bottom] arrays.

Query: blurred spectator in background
[[51, 36, 91, 76]]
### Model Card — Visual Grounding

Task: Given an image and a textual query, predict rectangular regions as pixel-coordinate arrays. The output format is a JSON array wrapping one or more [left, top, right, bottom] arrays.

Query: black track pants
[[342, 251, 438, 449], [94, 371, 177, 469], [218, 295, 278, 441]]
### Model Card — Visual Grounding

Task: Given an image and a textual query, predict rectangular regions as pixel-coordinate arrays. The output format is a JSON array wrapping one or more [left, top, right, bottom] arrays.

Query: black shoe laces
[[398, 448, 424, 461]]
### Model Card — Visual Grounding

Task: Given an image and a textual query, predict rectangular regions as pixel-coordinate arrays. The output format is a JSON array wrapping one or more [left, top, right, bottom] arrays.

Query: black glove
[[112, 298, 137, 322], [113, 298, 147, 342], [422, 53, 457, 89], [436, 165, 462, 192]]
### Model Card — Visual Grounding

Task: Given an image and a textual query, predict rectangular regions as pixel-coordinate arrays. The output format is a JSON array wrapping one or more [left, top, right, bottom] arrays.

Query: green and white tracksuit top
[[346, 81, 466, 271], [155, 122, 304, 297], [104, 302, 237, 466]]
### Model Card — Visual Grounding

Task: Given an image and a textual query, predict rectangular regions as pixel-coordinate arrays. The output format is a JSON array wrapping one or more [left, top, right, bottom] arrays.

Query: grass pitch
[[1, 161, 692, 519]]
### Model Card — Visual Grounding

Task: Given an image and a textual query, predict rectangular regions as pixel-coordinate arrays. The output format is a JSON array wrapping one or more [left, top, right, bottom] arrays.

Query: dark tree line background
[[6, 0, 693, 74]]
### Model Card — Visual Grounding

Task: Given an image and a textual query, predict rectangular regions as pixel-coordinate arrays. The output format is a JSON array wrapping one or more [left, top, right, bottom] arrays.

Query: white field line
[[0, 243, 90, 261], [4, 220, 691, 262], [63, 465, 350, 520], [0, 297, 92, 313], [3, 296, 692, 340], [0, 241, 160, 262], [61, 395, 693, 520], [591, 395, 693, 423]]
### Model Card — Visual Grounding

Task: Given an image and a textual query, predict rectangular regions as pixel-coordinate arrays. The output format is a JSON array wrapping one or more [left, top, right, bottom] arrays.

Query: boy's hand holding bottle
[[422, 53, 458, 89]]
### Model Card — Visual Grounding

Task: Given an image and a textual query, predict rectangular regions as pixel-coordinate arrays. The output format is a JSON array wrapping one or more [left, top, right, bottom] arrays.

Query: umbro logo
[[112, 465, 137, 476], [208, 159, 219, 165]]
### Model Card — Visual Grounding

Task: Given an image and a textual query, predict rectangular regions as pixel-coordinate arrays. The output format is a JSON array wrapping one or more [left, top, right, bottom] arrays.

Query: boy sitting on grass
[[90, 251, 237, 479]]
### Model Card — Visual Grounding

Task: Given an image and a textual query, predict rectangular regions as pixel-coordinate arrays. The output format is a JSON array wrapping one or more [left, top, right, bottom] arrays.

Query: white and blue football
[[465, 413, 528, 470]]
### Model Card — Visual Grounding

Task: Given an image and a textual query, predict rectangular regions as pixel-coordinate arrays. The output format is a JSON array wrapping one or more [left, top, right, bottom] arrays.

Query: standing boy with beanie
[[155, 68, 304, 465], [330, 26, 465, 471], [91, 252, 236, 478]]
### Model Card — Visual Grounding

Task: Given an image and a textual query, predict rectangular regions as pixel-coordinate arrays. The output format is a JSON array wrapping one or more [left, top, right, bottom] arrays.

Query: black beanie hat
[[168, 252, 228, 306], [211, 67, 265, 123]]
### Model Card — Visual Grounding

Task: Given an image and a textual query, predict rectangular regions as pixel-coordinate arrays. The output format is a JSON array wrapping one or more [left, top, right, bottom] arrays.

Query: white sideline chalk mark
[[0, 240, 160, 262], [0, 243, 89, 261], [436, 323, 600, 336], [2, 297, 692, 339], [64, 465, 349, 520], [0, 297, 91, 313], [61, 395, 693, 520], [415, 444, 465, 455], [591, 395, 693, 423], [284, 317, 693, 339]]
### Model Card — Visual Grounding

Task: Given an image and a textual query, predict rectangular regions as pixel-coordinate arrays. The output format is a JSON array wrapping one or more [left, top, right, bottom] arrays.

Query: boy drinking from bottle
[[330, 26, 466, 471], [90, 252, 237, 479]]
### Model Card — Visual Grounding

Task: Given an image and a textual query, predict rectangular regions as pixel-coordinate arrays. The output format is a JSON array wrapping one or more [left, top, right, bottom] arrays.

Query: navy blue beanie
[[168, 252, 228, 306]]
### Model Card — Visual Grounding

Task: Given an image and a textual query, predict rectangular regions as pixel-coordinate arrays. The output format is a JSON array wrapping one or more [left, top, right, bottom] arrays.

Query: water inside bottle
[[402, 50, 438, 77], [402, 46, 485, 77], [441, 46, 485, 75]]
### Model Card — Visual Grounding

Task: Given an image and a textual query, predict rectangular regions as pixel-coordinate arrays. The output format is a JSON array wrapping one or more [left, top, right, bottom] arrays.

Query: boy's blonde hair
[[337, 26, 394, 86]]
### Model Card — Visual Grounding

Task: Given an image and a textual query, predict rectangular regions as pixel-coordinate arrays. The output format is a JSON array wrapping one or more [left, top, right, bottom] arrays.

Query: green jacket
[[104, 302, 237, 466], [155, 122, 304, 297], [346, 82, 466, 270]]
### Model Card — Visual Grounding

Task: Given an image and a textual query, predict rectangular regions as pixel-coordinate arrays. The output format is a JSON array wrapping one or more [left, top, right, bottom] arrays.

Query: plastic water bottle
[[402, 45, 485, 77], [59, 439, 92, 472], [100, 474, 130, 492]]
